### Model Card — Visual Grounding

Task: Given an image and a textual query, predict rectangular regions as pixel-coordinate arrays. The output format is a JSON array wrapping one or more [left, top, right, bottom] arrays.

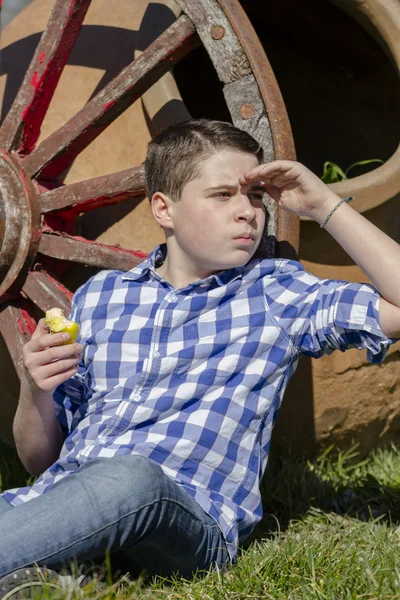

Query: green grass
[[2, 441, 400, 599]]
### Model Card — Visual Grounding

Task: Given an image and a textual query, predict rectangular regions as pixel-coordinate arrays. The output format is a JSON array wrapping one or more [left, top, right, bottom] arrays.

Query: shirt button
[[169, 294, 178, 302], [152, 350, 160, 358], [133, 392, 140, 401]]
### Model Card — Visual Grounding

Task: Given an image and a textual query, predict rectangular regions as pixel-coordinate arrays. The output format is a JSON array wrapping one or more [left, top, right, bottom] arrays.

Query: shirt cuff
[[335, 285, 396, 364]]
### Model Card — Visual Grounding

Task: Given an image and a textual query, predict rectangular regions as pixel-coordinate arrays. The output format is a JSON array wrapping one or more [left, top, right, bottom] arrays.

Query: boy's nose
[[236, 196, 257, 221]]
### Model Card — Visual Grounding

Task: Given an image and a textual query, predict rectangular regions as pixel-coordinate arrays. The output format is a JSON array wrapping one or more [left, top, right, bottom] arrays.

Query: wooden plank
[[0, 0, 92, 154], [0, 303, 36, 379], [23, 15, 199, 180], [38, 233, 147, 271], [223, 75, 274, 161], [176, 0, 273, 163], [175, 0, 252, 84], [40, 165, 145, 215], [223, 74, 277, 245], [217, 0, 296, 161], [22, 271, 72, 314], [216, 0, 299, 256]]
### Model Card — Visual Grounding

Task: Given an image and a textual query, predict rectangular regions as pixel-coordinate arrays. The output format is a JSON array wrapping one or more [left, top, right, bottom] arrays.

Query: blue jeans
[[0, 455, 230, 579]]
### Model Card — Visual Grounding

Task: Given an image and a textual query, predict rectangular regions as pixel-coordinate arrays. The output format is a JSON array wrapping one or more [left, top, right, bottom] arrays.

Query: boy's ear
[[151, 192, 175, 229]]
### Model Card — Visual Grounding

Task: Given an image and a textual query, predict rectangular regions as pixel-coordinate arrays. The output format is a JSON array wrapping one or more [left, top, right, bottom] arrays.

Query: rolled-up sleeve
[[267, 260, 394, 363]]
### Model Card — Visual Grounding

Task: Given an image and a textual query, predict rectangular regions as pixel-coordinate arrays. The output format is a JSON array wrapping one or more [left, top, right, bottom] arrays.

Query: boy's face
[[163, 150, 266, 277]]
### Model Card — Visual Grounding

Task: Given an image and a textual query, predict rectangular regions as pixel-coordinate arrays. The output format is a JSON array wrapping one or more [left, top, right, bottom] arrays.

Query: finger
[[267, 173, 296, 189], [38, 356, 81, 379], [29, 331, 73, 352], [37, 365, 80, 392], [31, 318, 50, 340], [241, 167, 292, 185], [239, 160, 298, 184], [35, 344, 83, 367], [24, 345, 82, 374], [263, 184, 281, 203]]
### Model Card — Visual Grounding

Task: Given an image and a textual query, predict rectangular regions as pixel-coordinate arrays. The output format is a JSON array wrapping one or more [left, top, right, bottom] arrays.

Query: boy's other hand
[[239, 160, 340, 223], [22, 318, 83, 394]]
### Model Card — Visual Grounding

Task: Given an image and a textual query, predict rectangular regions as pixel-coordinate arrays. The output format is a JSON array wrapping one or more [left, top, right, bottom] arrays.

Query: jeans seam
[[9, 497, 221, 571]]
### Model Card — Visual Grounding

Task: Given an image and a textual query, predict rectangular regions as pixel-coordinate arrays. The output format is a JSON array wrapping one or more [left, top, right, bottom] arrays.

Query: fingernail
[[62, 333, 70, 341]]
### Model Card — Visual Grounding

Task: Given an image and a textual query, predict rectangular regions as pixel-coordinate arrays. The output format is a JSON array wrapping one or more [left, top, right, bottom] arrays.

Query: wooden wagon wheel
[[0, 0, 298, 380]]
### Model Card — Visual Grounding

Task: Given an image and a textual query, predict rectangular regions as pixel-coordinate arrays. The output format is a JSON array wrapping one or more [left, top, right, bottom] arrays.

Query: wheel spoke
[[217, 0, 295, 159], [23, 15, 199, 180], [38, 233, 147, 271], [40, 165, 145, 216], [0, 301, 36, 379], [0, 0, 92, 154], [22, 271, 72, 314]]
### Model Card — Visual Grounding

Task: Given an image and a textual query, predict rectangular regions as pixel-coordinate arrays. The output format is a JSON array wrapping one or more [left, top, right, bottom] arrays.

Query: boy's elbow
[[23, 461, 42, 477], [15, 448, 40, 476], [18, 451, 55, 477], [379, 297, 400, 339]]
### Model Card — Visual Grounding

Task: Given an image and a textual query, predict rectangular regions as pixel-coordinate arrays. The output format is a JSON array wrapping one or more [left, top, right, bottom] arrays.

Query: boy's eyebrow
[[204, 183, 265, 193], [204, 184, 237, 192]]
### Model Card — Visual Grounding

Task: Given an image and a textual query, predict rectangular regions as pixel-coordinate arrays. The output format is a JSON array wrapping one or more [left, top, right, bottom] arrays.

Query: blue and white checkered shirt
[[2, 244, 393, 560]]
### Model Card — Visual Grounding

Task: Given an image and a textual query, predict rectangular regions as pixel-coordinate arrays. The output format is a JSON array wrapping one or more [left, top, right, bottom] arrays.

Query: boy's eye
[[213, 192, 231, 199], [211, 191, 264, 201]]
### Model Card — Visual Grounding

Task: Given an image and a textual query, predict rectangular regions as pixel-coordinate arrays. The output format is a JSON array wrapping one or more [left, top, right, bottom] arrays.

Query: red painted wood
[[0, 150, 41, 298], [0, 302, 36, 379], [40, 165, 145, 216], [22, 271, 72, 314], [23, 15, 199, 180], [0, 0, 92, 155], [38, 232, 147, 271]]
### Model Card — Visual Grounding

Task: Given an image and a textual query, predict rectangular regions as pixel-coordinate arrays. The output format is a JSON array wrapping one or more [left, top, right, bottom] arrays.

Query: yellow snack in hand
[[45, 307, 80, 345]]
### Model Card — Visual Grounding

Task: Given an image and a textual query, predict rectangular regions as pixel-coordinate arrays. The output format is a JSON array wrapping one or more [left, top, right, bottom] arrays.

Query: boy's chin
[[216, 250, 258, 271]]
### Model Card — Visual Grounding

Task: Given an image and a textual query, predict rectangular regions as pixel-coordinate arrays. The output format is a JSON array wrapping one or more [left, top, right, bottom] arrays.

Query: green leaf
[[320, 159, 384, 184], [320, 161, 347, 184], [345, 159, 384, 177]]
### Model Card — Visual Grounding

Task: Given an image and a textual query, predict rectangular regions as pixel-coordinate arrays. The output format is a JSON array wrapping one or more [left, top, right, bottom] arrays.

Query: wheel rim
[[0, 0, 297, 379]]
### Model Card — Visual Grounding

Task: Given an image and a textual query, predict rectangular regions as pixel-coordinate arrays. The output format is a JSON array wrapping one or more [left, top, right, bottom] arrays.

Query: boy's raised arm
[[240, 161, 400, 338]]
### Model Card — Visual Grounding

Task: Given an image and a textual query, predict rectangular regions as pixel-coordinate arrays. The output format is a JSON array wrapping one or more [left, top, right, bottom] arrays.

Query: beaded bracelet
[[320, 196, 354, 228]]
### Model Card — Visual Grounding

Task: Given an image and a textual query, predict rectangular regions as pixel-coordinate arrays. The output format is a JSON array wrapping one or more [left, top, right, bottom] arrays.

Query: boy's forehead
[[197, 150, 259, 184]]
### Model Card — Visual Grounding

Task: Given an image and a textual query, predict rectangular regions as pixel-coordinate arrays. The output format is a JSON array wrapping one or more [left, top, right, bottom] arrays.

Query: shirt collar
[[121, 245, 164, 282], [121, 244, 244, 287]]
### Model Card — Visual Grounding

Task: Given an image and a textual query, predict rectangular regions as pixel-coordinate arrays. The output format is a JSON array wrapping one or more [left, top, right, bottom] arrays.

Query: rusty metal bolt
[[240, 104, 255, 119], [211, 25, 225, 40]]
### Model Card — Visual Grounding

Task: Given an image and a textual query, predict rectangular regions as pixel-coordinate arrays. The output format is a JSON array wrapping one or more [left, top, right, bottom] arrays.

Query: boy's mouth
[[234, 234, 255, 246], [234, 232, 255, 241]]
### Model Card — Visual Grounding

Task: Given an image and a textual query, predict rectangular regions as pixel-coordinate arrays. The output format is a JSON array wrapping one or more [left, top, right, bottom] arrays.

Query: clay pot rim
[[302, 0, 400, 219]]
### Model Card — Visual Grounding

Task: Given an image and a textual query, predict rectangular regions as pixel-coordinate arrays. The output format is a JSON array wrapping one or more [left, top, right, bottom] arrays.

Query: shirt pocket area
[[175, 315, 251, 384]]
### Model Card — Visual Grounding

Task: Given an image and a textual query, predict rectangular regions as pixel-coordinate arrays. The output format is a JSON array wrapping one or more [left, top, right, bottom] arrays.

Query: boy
[[0, 119, 399, 591]]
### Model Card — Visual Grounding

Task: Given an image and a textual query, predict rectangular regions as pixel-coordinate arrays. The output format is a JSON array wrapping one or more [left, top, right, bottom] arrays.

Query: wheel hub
[[0, 150, 40, 298]]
